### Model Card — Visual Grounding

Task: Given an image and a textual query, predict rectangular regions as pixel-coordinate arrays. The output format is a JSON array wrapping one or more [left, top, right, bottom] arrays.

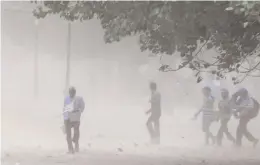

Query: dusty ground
[[2, 97, 260, 165], [2, 145, 260, 165]]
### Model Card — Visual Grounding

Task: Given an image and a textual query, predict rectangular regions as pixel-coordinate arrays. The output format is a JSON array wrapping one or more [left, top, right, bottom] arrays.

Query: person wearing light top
[[193, 86, 217, 145], [230, 88, 259, 147], [63, 87, 85, 154], [216, 89, 235, 146]]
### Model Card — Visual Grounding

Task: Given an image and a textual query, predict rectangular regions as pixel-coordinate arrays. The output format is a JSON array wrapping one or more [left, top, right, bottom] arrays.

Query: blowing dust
[[2, 57, 260, 162]]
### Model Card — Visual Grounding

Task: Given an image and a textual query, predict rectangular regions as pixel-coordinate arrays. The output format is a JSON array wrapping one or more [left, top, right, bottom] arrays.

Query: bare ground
[[2, 144, 260, 165], [2, 98, 260, 165]]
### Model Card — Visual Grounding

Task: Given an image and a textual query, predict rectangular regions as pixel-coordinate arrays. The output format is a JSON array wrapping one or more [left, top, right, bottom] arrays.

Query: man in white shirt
[[63, 87, 85, 154]]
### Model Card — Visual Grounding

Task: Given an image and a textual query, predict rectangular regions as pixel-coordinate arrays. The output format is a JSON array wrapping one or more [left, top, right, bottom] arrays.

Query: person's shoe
[[253, 139, 259, 148], [217, 142, 222, 147], [74, 143, 79, 152], [75, 146, 79, 153], [67, 150, 74, 154], [212, 136, 216, 145], [235, 142, 242, 148]]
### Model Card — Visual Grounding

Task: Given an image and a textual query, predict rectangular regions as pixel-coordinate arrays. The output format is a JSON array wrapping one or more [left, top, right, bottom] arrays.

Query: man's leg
[[72, 121, 80, 152], [154, 118, 160, 144], [223, 119, 235, 144], [242, 118, 258, 146], [146, 116, 155, 141], [236, 118, 247, 147], [203, 117, 215, 145], [217, 119, 225, 146], [203, 117, 210, 145], [208, 121, 215, 145], [64, 120, 74, 153]]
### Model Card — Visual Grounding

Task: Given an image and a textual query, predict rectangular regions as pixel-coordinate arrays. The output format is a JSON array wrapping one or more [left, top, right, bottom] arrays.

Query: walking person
[[146, 82, 161, 144], [230, 88, 259, 147], [216, 88, 235, 146], [63, 87, 85, 154], [193, 86, 216, 145]]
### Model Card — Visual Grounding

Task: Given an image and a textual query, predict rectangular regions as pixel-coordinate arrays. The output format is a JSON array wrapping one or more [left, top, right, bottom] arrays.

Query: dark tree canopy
[[33, 1, 260, 84]]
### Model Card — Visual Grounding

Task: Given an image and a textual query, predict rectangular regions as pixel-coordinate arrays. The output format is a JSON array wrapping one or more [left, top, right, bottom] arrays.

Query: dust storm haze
[[1, 2, 260, 165]]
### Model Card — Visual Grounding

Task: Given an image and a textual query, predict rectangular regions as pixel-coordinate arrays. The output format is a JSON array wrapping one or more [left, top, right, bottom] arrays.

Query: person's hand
[[145, 110, 151, 115], [72, 109, 80, 113], [233, 112, 239, 119], [234, 115, 240, 119]]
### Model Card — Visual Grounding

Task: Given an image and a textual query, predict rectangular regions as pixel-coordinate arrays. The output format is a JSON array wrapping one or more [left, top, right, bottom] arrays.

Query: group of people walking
[[62, 83, 259, 154], [193, 87, 259, 147]]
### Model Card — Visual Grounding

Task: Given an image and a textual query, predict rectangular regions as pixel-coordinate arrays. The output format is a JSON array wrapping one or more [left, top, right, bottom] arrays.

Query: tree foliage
[[32, 1, 260, 84]]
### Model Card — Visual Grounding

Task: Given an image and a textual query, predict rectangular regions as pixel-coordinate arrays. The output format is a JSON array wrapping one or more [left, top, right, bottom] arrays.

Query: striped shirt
[[201, 95, 215, 117]]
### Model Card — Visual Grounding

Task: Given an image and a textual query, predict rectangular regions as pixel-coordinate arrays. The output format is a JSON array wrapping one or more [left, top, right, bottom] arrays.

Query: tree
[[32, 1, 260, 84]]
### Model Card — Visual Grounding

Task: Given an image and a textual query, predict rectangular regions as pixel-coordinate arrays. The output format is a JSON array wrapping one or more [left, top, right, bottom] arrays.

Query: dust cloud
[[1, 2, 260, 164], [2, 54, 260, 162]]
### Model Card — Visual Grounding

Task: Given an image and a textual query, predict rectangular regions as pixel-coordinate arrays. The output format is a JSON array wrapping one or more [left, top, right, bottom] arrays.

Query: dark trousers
[[236, 117, 256, 146], [64, 120, 80, 152], [217, 118, 235, 146], [146, 115, 160, 143]]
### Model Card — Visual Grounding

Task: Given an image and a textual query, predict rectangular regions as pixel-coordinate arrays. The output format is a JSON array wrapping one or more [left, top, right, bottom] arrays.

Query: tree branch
[[160, 40, 209, 72], [238, 61, 260, 74]]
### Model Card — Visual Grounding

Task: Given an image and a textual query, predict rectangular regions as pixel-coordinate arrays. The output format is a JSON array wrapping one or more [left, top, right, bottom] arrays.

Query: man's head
[[69, 86, 76, 98], [149, 82, 157, 92], [202, 86, 211, 97], [238, 88, 249, 99], [231, 88, 249, 105], [221, 88, 229, 99], [236, 88, 249, 104]]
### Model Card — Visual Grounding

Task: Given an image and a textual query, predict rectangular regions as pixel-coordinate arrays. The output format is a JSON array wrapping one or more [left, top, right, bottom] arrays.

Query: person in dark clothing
[[216, 88, 235, 146], [230, 88, 259, 147], [63, 87, 85, 154], [193, 87, 216, 145], [146, 82, 161, 144]]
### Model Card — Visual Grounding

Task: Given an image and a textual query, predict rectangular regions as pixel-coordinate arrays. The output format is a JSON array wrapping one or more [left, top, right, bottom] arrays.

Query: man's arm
[[146, 109, 152, 115], [79, 97, 85, 113], [218, 101, 222, 111], [193, 109, 202, 119], [148, 92, 161, 114], [73, 96, 85, 113], [62, 97, 66, 113]]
